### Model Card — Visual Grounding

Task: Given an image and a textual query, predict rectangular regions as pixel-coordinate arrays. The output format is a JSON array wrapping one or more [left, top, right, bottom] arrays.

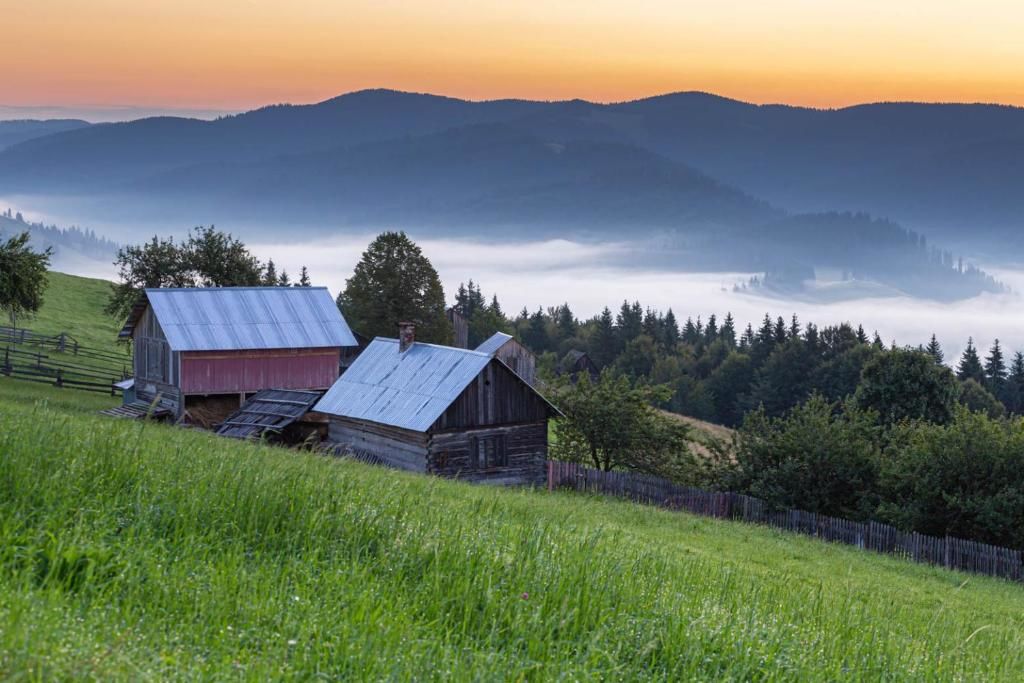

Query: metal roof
[[313, 338, 495, 432], [474, 331, 513, 355], [137, 287, 357, 352]]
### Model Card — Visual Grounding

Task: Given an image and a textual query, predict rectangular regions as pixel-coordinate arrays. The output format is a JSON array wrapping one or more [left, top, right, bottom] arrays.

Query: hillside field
[[2, 378, 1024, 680]]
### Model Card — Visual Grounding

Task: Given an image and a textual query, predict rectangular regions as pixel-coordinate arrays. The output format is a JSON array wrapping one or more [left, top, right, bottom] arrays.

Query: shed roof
[[474, 331, 513, 355], [120, 287, 357, 352], [314, 337, 559, 432]]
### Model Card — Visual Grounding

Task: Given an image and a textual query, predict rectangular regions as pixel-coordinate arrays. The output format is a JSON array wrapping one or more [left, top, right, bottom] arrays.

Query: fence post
[[111, 378, 117, 397], [2, 346, 9, 374], [55, 368, 63, 388], [58, 333, 66, 353]]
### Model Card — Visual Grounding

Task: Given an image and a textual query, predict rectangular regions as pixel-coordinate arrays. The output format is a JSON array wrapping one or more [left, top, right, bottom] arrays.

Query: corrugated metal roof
[[143, 287, 358, 352], [474, 331, 513, 355], [313, 338, 493, 432]]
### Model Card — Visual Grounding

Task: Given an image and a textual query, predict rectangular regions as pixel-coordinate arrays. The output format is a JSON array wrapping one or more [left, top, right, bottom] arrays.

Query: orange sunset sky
[[2, 0, 1023, 113]]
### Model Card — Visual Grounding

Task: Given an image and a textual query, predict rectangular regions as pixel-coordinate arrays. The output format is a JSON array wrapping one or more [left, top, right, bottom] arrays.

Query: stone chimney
[[398, 322, 416, 353]]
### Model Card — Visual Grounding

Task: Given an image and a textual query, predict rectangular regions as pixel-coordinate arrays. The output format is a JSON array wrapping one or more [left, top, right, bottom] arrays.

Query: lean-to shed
[[119, 287, 357, 420], [475, 331, 537, 387], [314, 324, 560, 485]]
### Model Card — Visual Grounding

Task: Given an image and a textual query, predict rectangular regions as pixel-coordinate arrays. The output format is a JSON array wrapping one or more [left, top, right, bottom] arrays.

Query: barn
[[119, 286, 357, 421], [314, 323, 560, 486], [475, 331, 537, 387]]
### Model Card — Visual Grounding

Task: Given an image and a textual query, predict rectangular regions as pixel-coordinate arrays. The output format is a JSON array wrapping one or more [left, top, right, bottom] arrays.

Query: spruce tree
[[277, 270, 290, 286], [957, 338, 986, 384], [984, 339, 1008, 395], [297, 266, 311, 287], [591, 307, 617, 368], [720, 312, 737, 348], [925, 333, 943, 364], [662, 309, 680, 349], [788, 314, 801, 339], [704, 314, 719, 344], [263, 259, 278, 286], [773, 316, 787, 345], [856, 325, 869, 344], [1007, 352, 1024, 414]]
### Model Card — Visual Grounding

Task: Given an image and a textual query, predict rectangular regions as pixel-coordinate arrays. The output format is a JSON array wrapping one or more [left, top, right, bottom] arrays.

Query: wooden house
[[475, 331, 537, 387], [314, 323, 560, 486], [559, 349, 600, 382], [118, 287, 357, 421], [446, 307, 469, 349]]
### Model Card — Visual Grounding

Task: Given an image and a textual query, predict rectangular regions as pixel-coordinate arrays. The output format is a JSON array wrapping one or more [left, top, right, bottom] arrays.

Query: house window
[[474, 435, 507, 469]]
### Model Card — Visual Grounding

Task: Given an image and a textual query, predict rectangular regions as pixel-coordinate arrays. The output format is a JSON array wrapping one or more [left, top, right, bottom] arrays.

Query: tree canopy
[[338, 231, 451, 343], [0, 231, 52, 326]]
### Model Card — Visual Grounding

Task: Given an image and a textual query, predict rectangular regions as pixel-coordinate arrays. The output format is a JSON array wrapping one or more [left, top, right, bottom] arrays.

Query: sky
[[2, 0, 1023, 119]]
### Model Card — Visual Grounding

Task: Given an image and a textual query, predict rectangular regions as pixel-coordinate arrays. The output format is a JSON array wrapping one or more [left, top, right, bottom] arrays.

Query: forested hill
[[0, 119, 90, 151], [2, 89, 1022, 241], [0, 210, 118, 264]]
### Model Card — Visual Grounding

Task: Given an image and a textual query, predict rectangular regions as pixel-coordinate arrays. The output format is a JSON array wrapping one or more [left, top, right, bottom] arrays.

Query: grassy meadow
[[2, 378, 1024, 680]]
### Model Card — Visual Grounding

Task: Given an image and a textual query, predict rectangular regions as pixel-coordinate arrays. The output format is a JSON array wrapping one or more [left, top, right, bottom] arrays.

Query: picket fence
[[547, 460, 1024, 582]]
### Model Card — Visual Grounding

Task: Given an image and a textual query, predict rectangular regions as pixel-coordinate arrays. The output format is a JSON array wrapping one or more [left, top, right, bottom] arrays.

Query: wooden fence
[[2, 330, 131, 396], [547, 460, 1024, 583]]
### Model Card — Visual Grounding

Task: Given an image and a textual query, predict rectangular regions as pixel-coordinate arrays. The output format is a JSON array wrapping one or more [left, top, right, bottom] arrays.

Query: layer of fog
[[252, 234, 1024, 363], [7, 191, 1023, 364]]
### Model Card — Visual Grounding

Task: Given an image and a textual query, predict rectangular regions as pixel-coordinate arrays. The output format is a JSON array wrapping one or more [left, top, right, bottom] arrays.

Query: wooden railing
[[547, 460, 1024, 582]]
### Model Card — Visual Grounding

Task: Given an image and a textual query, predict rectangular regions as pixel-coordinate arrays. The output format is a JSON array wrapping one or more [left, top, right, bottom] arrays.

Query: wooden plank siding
[[329, 417, 429, 473], [493, 339, 536, 387], [180, 347, 340, 395], [432, 360, 550, 431], [429, 422, 547, 486]]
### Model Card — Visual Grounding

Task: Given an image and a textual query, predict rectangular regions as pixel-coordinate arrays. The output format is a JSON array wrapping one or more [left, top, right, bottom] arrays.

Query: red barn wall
[[179, 348, 340, 395]]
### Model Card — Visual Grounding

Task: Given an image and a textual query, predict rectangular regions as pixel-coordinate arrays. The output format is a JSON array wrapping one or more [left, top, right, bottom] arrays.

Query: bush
[[728, 395, 882, 519]]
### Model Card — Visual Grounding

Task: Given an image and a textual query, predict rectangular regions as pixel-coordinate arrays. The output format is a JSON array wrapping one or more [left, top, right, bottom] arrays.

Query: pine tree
[[788, 314, 801, 339], [278, 270, 290, 286], [662, 309, 680, 349], [803, 323, 819, 354], [925, 333, 943, 364], [872, 332, 884, 350], [740, 323, 755, 351], [555, 303, 577, 340], [1007, 352, 1024, 414], [985, 339, 1008, 394], [704, 314, 718, 344], [297, 266, 311, 287], [720, 312, 737, 348], [616, 300, 643, 344], [263, 259, 278, 286], [856, 325, 868, 344], [957, 338, 986, 383], [682, 317, 698, 345], [773, 316, 787, 345], [642, 307, 659, 340], [489, 294, 504, 319], [591, 306, 616, 368]]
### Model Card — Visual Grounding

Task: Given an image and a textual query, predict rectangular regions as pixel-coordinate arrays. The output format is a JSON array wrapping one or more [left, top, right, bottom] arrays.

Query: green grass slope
[[17, 271, 122, 349], [2, 381, 1024, 680]]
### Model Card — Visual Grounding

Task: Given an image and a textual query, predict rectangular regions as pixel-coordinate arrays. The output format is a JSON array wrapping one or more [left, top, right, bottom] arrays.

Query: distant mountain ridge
[[0, 88, 1018, 299], [0, 119, 91, 152], [0, 89, 1021, 242]]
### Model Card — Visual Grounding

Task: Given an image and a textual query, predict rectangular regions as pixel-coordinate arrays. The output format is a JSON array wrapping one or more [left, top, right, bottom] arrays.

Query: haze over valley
[[2, 88, 1023, 356]]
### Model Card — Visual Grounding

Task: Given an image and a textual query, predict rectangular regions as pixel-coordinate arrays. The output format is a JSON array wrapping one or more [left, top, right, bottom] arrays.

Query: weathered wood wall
[[433, 359, 550, 430], [133, 307, 181, 415], [328, 417, 429, 473], [494, 339, 536, 387], [429, 421, 547, 486], [133, 307, 175, 386]]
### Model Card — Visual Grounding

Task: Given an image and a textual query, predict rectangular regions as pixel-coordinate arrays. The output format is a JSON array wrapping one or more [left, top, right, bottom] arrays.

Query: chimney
[[398, 322, 416, 353]]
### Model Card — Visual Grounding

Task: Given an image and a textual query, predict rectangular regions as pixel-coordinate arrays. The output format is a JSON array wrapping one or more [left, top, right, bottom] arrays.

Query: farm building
[[475, 331, 537, 387], [314, 323, 560, 486], [559, 349, 600, 382], [118, 287, 357, 421]]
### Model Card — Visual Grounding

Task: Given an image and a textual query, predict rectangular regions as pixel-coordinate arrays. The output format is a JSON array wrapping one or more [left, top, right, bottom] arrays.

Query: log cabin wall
[[432, 360, 550, 430], [133, 307, 182, 415], [428, 421, 548, 486], [494, 339, 537, 387], [328, 416, 430, 473]]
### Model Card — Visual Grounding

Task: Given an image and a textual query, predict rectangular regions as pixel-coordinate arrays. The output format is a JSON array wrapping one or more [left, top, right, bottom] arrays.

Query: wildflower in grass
[[521, 592, 529, 600]]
